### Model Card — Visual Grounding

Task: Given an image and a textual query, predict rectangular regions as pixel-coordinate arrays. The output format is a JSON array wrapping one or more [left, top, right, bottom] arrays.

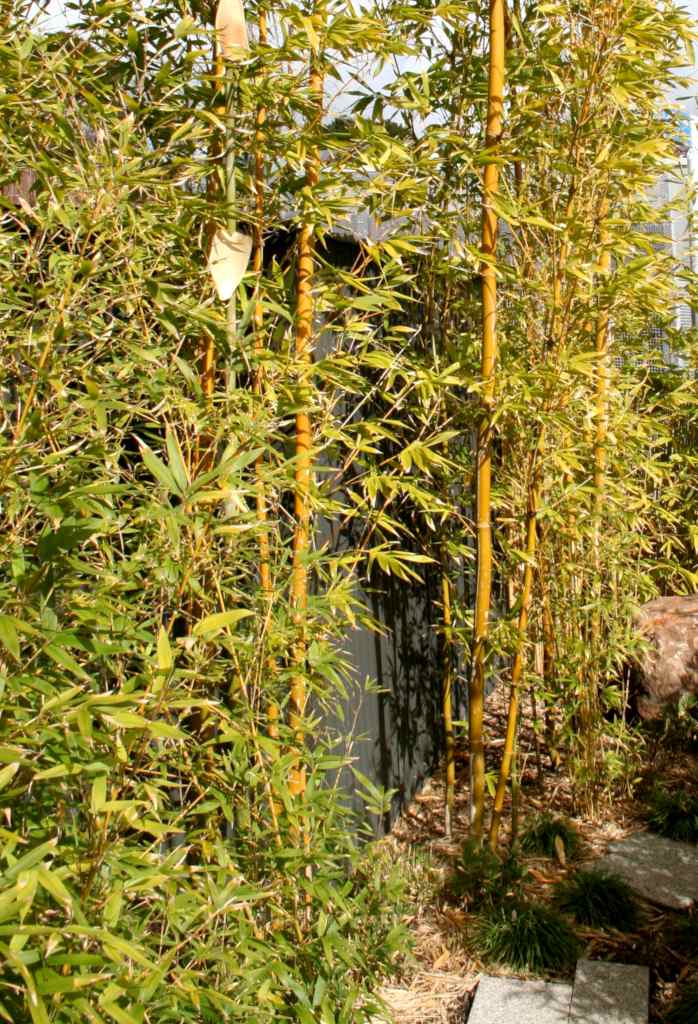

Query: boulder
[[631, 595, 698, 719]]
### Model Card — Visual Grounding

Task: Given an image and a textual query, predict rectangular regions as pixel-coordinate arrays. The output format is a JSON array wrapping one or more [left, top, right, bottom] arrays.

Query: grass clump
[[477, 900, 581, 974], [672, 915, 698, 956], [554, 869, 639, 930], [520, 812, 580, 860], [449, 839, 525, 910], [666, 981, 698, 1024], [645, 784, 698, 843]]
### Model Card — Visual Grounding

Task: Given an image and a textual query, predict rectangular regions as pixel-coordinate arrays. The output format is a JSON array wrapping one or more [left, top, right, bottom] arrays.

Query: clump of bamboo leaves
[[0, 1, 431, 1019], [1, 0, 698, 1018]]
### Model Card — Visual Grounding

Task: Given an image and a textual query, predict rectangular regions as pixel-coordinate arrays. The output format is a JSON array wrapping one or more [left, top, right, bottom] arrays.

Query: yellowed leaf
[[432, 949, 450, 970]]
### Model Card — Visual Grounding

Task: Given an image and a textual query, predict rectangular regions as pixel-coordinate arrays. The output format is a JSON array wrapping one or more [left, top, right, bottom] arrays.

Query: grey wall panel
[[323, 565, 451, 836]]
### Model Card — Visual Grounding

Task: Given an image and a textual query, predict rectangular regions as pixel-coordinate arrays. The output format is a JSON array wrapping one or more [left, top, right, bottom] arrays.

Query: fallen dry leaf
[[432, 950, 451, 970]]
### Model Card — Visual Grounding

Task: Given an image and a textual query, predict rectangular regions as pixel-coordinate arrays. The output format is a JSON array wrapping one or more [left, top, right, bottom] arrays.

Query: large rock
[[631, 595, 698, 719], [595, 832, 698, 909]]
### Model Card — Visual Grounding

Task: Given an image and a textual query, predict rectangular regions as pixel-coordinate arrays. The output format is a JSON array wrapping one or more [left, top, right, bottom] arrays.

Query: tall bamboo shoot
[[470, 0, 505, 838], [289, 25, 323, 799]]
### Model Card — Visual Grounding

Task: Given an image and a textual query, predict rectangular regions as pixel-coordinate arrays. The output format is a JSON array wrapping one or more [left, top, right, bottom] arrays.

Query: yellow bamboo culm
[[252, 10, 279, 742], [289, 41, 323, 799], [254, 26, 270, 600], [592, 199, 611, 586], [586, 197, 612, 787], [200, 10, 227, 412], [470, 0, 505, 839]]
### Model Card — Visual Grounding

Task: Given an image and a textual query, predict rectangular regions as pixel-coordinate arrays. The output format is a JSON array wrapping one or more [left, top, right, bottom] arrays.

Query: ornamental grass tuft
[[449, 839, 525, 910], [670, 915, 698, 957], [520, 812, 580, 860], [645, 785, 698, 843], [554, 869, 639, 930], [477, 900, 582, 975]]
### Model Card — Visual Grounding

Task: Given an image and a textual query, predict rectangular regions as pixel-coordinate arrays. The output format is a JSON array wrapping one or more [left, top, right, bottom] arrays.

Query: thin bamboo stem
[[225, 71, 238, 357], [441, 542, 455, 839], [585, 197, 612, 791], [252, 11, 278, 743], [592, 199, 611, 598], [470, 0, 505, 839], [202, 16, 227, 405], [488, 459, 540, 850]]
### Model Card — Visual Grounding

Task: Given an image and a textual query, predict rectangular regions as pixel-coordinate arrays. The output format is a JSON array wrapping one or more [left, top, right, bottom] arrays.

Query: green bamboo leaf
[[103, 884, 123, 928], [35, 968, 103, 994], [146, 720, 187, 740], [5, 839, 57, 882], [101, 711, 147, 730], [165, 430, 189, 493], [16, 870, 39, 918], [192, 609, 253, 638], [91, 775, 107, 813], [156, 627, 173, 672], [136, 819, 184, 838], [137, 441, 180, 495], [24, 984, 50, 1024], [33, 764, 82, 781], [43, 644, 89, 681], [99, 936, 156, 970], [0, 764, 19, 791], [36, 866, 77, 917], [0, 616, 19, 661]]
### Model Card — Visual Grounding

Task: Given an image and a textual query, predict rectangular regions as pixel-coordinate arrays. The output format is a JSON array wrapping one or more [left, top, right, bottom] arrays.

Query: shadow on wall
[[327, 564, 453, 837]]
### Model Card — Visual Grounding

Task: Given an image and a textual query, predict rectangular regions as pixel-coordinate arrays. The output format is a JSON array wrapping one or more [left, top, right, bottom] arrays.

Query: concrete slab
[[466, 975, 572, 1024], [569, 960, 648, 1024], [595, 832, 698, 910]]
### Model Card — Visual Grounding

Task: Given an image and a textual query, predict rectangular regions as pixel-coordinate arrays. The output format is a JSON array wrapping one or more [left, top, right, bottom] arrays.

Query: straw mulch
[[371, 679, 698, 1024], [374, 971, 476, 1024]]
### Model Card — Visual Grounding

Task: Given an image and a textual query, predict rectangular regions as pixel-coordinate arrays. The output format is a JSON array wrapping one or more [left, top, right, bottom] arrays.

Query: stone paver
[[569, 960, 648, 1024], [595, 831, 698, 910], [467, 975, 572, 1024]]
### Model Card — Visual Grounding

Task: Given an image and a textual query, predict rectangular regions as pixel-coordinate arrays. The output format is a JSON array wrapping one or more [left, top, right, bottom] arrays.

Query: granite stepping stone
[[595, 831, 698, 910], [467, 975, 572, 1024], [569, 960, 649, 1024]]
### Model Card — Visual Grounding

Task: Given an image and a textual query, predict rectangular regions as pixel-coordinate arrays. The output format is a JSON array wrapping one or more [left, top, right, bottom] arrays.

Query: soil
[[375, 682, 698, 1024]]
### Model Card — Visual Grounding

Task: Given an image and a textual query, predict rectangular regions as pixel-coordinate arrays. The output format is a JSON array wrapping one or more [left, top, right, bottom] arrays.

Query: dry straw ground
[[373, 683, 698, 1024]]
